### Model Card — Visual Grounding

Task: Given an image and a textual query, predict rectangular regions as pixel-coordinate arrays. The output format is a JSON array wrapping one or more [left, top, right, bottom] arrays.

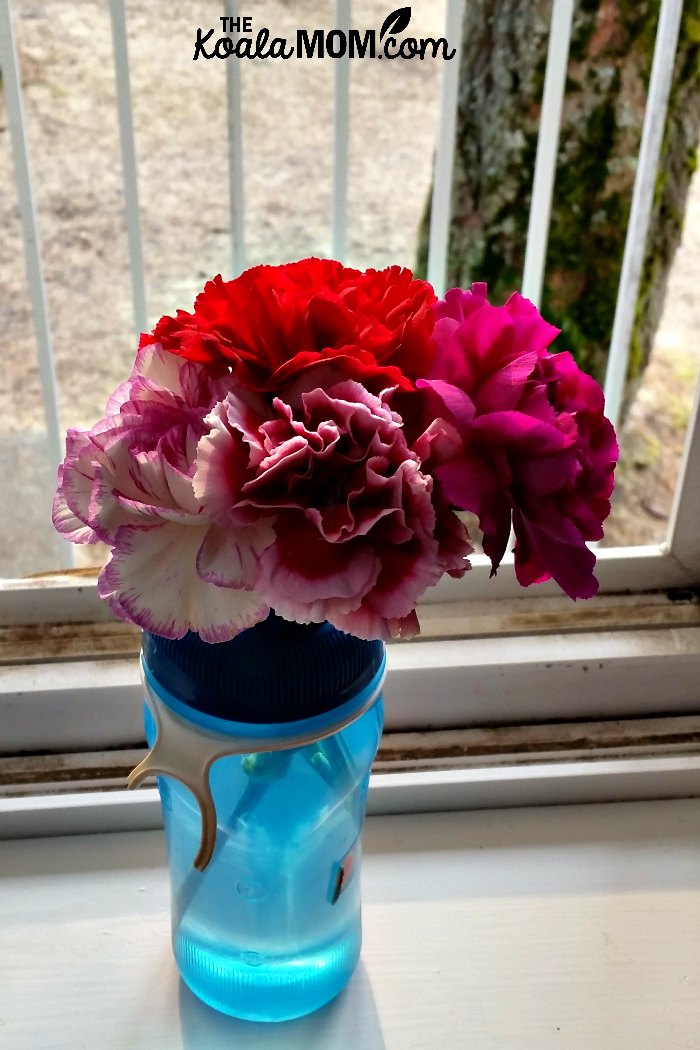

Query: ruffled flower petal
[[51, 475, 99, 544], [196, 520, 276, 589], [193, 378, 464, 638], [427, 285, 617, 594], [139, 259, 437, 392], [98, 522, 268, 641]]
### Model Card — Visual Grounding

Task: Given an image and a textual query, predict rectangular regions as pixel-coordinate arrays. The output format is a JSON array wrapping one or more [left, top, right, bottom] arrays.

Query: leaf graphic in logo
[[380, 7, 412, 41]]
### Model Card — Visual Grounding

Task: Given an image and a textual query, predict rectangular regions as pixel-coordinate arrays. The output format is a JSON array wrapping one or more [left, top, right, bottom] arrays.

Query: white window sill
[[2, 798, 700, 1048]]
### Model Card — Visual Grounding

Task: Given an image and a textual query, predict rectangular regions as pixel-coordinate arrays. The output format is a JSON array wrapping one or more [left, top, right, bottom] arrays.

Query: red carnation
[[140, 258, 436, 393]]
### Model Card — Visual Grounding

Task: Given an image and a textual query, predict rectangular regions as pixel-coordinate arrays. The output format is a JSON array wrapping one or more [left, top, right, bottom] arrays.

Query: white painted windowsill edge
[[3, 755, 700, 841]]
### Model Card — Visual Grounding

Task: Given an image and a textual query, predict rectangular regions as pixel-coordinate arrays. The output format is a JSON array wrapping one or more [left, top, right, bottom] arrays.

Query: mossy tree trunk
[[416, 0, 700, 389]]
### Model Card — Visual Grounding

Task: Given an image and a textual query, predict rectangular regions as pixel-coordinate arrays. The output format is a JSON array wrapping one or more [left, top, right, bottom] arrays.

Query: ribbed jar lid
[[142, 613, 385, 725]]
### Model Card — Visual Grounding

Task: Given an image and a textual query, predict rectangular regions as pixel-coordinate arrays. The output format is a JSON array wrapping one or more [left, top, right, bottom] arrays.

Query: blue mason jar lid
[[142, 613, 385, 725]]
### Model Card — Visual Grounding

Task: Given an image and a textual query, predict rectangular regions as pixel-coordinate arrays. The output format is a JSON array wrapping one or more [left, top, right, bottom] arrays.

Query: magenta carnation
[[418, 284, 618, 599], [194, 378, 471, 640], [52, 345, 273, 640]]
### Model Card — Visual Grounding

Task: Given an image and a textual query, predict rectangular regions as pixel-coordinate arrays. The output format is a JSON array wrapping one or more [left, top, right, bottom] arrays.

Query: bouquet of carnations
[[52, 258, 618, 642]]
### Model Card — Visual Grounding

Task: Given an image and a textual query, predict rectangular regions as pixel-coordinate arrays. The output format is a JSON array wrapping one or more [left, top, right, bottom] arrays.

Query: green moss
[[535, 90, 626, 375], [628, 329, 643, 380], [670, 395, 692, 431], [685, 13, 700, 44], [632, 434, 662, 469]]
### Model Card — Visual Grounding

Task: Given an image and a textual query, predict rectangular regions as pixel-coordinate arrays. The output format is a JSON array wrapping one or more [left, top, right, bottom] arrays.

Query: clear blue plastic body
[[144, 674, 384, 1022]]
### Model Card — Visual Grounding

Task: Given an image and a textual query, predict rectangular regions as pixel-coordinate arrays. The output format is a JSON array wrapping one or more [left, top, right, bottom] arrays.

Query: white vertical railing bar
[[520, 0, 575, 308], [108, 0, 148, 337], [0, 0, 63, 475], [603, 0, 683, 430], [426, 0, 464, 298], [224, 0, 246, 276], [332, 0, 351, 262], [514, 0, 575, 562], [665, 369, 700, 576]]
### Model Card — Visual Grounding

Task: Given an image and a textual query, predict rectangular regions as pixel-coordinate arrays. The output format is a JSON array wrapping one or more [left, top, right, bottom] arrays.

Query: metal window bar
[[510, 0, 576, 556], [108, 0, 148, 338], [603, 0, 684, 430], [0, 0, 63, 474], [332, 0, 351, 262], [224, 0, 246, 275], [426, 0, 464, 297], [520, 0, 575, 308]]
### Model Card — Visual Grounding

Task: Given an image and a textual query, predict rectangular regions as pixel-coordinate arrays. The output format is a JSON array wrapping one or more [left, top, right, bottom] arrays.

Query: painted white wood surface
[[1, 800, 699, 1049]]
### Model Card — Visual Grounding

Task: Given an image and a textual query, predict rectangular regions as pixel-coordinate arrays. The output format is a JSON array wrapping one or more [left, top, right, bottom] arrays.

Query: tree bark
[[416, 0, 700, 390]]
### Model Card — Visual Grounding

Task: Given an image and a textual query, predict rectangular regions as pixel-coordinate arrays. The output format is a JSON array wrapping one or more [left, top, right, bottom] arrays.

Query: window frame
[[2, 0, 700, 833]]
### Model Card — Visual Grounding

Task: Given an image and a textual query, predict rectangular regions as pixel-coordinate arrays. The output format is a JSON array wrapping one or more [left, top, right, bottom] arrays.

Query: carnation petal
[[472, 411, 574, 455], [51, 483, 98, 543], [329, 607, 421, 641], [60, 456, 96, 529], [426, 325, 475, 388], [433, 285, 488, 325], [163, 453, 201, 514], [87, 467, 142, 542], [411, 417, 463, 470], [458, 304, 514, 363], [435, 454, 504, 522], [196, 520, 276, 589], [436, 457, 512, 572], [259, 516, 381, 607], [111, 492, 202, 525], [416, 379, 475, 431], [475, 352, 539, 413], [515, 446, 580, 496], [513, 508, 598, 599], [360, 539, 442, 620], [98, 522, 268, 640], [194, 405, 256, 520], [503, 292, 560, 351]]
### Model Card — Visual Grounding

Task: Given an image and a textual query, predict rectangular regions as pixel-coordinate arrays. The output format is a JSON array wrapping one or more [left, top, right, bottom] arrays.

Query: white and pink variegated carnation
[[193, 378, 471, 640], [52, 345, 275, 641]]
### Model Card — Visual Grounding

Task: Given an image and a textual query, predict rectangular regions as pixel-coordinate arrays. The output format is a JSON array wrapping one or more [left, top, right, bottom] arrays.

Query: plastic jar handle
[[128, 664, 385, 871]]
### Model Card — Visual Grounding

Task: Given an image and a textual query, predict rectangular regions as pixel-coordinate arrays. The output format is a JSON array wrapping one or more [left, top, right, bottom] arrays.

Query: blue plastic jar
[[136, 615, 385, 1022]]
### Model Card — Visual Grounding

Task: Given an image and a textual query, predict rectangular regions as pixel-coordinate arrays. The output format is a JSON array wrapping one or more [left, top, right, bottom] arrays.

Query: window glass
[[601, 170, 700, 547], [1, 0, 698, 582]]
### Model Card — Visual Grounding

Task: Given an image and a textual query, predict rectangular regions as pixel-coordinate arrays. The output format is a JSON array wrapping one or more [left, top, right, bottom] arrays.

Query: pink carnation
[[52, 345, 273, 640], [419, 284, 618, 599], [194, 378, 471, 640]]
